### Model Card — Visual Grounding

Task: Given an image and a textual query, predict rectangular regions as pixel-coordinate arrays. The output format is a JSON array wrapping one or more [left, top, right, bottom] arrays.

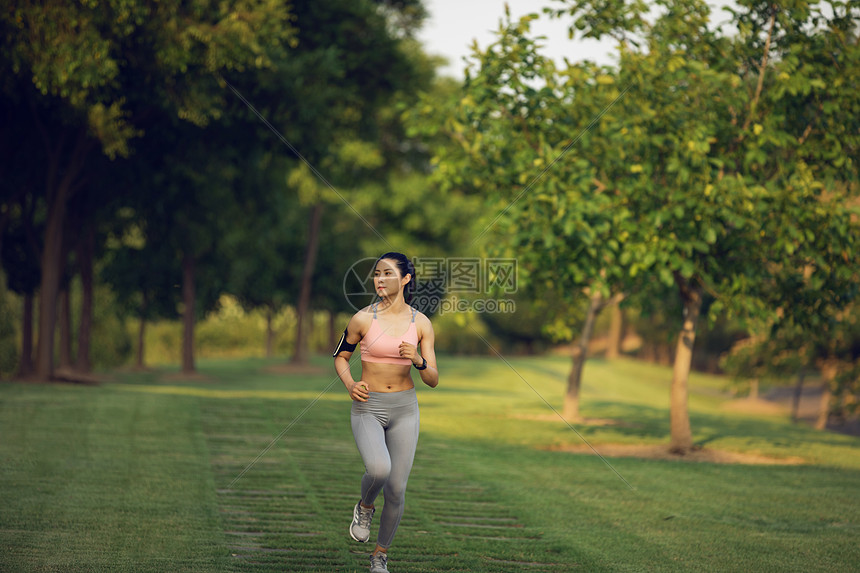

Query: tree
[[221, 153, 303, 358], [101, 231, 183, 371], [419, 9, 637, 422], [0, 209, 41, 378], [135, 114, 244, 374], [435, 1, 859, 453], [209, 0, 439, 365], [561, 0, 859, 451], [723, 298, 860, 430], [1, 0, 296, 379]]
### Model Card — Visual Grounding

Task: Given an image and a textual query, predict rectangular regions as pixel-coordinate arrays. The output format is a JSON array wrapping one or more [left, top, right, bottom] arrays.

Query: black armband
[[332, 329, 357, 357]]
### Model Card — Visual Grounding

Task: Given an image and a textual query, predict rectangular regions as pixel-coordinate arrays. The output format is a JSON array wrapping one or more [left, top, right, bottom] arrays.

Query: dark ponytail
[[376, 252, 415, 304]]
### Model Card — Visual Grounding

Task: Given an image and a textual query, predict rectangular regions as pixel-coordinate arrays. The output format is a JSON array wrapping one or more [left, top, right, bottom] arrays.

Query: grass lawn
[[1, 354, 858, 572]]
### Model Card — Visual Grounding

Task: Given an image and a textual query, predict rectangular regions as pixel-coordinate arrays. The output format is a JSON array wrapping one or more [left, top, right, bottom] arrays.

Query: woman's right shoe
[[370, 551, 388, 573]]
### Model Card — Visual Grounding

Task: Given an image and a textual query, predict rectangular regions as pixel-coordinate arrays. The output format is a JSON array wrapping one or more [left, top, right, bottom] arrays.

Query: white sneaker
[[370, 551, 388, 573], [349, 502, 374, 543]]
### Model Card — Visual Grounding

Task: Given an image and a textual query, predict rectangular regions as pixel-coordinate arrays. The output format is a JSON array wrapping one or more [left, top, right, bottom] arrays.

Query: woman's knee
[[383, 479, 408, 503], [365, 459, 391, 482]]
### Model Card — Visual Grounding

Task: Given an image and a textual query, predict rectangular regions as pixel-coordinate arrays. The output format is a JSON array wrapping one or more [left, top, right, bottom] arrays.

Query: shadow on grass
[[559, 400, 860, 460]]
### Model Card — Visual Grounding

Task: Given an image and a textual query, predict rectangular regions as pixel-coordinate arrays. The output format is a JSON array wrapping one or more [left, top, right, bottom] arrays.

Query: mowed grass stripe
[[199, 385, 568, 572], [201, 395, 355, 570], [4, 356, 857, 571], [0, 381, 227, 572]]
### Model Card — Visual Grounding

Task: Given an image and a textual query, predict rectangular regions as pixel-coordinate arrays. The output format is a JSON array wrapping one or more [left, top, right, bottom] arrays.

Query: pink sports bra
[[360, 305, 419, 365]]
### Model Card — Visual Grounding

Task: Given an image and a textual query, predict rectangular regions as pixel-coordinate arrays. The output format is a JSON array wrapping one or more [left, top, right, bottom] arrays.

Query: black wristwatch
[[414, 357, 427, 370]]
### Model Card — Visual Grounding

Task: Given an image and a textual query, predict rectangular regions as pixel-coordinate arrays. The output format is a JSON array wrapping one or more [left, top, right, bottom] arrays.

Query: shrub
[[0, 277, 19, 377]]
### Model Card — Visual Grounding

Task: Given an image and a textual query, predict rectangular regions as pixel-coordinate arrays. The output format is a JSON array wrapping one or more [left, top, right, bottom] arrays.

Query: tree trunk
[[135, 293, 147, 369], [265, 305, 275, 358], [814, 363, 837, 431], [182, 252, 196, 374], [18, 293, 34, 378], [791, 371, 805, 423], [136, 316, 146, 369], [291, 203, 323, 365], [606, 303, 624, 360], [328, 310, 337, 351], [670, 280, 703, 454], [33, 125, 91, 381], [35, 191, 67, 379], [58, 287, 73, 369], [75, 229, 94, 373], [815, 384, 832, 431], [659, 343, 673, 366], [749, 378, 759, 401], [306, 310, 316, 355], [563, 290, 603, 422]]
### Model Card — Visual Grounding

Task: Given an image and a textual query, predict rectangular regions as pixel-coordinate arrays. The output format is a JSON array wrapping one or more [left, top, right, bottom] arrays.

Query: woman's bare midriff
[[361, 361, 415, 392]]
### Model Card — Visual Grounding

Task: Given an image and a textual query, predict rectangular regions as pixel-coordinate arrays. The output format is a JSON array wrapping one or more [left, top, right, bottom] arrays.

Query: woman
[[333, 252, 439, 573]]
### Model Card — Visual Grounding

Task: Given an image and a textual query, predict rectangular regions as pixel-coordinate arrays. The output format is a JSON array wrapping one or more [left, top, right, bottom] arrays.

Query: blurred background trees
[[0, 0, 857, 442], [422, 0, 859, 446]]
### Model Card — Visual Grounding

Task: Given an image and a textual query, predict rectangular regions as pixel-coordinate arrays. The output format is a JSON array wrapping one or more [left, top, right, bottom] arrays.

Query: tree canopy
[[430, 0, 859, 450], [0, 0, 456, 376]]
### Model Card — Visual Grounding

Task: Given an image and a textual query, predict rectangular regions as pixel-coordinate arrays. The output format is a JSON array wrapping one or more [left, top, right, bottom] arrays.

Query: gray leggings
[[350, 388, 420, 549]]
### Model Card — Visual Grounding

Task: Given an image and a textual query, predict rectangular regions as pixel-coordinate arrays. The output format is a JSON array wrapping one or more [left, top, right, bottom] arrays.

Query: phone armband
[[332, 329, 357, 357]]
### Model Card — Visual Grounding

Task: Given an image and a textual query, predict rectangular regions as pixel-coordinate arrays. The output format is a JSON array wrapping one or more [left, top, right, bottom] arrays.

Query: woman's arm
[[413, 314, 439, 388], [333, 312, 370, 401]]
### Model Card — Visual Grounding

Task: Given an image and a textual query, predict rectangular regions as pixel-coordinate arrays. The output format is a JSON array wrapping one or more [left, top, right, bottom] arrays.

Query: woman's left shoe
[[369, 551, 388, 573], [350, 502, 374, 542]]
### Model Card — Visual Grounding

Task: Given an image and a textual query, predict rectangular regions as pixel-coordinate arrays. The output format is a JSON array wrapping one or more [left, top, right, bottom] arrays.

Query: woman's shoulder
[[348, 306, 375, 331], [411, 307, 434, 329]]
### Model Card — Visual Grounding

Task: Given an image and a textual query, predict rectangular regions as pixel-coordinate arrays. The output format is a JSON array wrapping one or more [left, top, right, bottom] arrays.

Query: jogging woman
[[333, 252, 439, 573]]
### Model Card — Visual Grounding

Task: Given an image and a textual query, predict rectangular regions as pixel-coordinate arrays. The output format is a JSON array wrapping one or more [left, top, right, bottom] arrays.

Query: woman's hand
[[350, 380, 370, 402], [398, 342, 421, 367]]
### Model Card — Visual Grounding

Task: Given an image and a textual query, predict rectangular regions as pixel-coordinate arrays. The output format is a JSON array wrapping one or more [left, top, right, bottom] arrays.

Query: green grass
[[1, 355, 858, 572]]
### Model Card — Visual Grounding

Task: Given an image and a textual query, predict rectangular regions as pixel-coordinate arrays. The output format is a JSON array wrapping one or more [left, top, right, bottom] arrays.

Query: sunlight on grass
[[418, 355, 860, 469], [2, 355, 857, 572], [113, 383, 348, 402]]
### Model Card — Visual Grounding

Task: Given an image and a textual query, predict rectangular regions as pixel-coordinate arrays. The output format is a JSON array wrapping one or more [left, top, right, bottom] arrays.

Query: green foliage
[[2, 0, 298, 155], [194, 296, 294, 359], [1, 0, 303, 379], [1, 0, 462, 379], [0, 203, 41, 299], [88, 283, 133, 369], [726, 302, 860, 413], [137, 321, 182, 366], [424, 1, 859, 448], [100, 239, 181, 323], [437, 0, 859, 356], [138, 317, 279, 367], [430, 310, 495, 355], [722, 318, 817, 381], [206, 0, 449, 326], [53, 278, 133, 370], [135, 298, 355, 364], [0, 276, 19, 377]]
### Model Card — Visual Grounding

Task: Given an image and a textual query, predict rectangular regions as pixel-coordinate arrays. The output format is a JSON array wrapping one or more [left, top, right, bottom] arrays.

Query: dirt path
[[539, 383, 857, 465], [545, 443, 806, 465]]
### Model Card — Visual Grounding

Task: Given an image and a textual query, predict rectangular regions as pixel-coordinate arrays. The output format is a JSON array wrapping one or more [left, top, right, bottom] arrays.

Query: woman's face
[[374, 259, 408, 298]]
